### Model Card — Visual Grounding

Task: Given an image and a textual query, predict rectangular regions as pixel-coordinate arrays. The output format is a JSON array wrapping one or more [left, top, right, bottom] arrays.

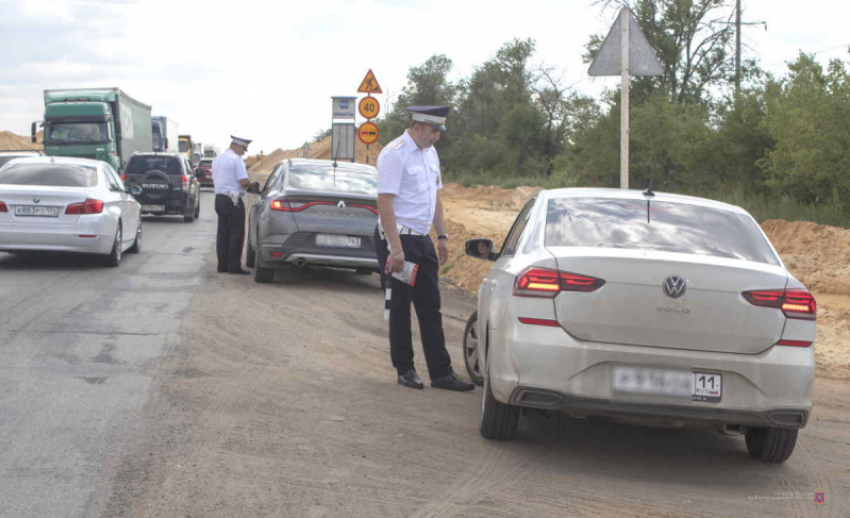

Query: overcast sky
[[1, 0, 846, 155]]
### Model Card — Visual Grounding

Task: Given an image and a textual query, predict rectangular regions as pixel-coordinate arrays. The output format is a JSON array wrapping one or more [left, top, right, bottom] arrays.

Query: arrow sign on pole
[[589, 8, 663, 191]]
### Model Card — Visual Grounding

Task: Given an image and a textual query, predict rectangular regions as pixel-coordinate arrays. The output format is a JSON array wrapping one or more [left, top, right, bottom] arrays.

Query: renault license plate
[[14, 205, 60, 217], [142, 205, 165, 212], [612, 367, 722, 402], [316, 234, 361, 248]]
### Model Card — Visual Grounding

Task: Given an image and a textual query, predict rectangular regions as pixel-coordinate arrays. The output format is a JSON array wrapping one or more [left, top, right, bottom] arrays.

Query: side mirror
[[128, 184, 143, 196], [465, 238, 497, 261]]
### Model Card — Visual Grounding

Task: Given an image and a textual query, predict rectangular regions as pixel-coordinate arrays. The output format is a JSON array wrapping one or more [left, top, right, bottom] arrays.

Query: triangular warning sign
[[357, 69, 383, 94], [588, 8, 663, 77]]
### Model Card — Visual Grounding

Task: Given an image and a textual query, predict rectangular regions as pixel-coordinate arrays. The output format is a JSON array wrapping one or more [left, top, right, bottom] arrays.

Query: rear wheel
[[194, 197, 200, 218], [128, 221, 142, 253], [246, 240, 256, 268], [745, 427, 799, 463], [463, 311, 484, 386], [480, 363, 519, 440], [183, 199, 195, 223], [253, 261, 275, 283], [105, 224, 122, 267]]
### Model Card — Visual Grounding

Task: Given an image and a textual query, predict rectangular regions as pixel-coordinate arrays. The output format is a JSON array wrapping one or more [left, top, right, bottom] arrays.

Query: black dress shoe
[[229, 269, 250, 275], [397, 370, 424, 389], [431, 372, 475, 392]]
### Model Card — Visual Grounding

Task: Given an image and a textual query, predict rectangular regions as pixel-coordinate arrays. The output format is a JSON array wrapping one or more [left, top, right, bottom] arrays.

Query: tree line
[[375, 0, 850, 225]]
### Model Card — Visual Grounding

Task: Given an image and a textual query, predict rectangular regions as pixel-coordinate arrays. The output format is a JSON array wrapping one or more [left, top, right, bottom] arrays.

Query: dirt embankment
[[0, 131, 42, 151], [249, 135, 383, 174], [438, 184, 850, 380]]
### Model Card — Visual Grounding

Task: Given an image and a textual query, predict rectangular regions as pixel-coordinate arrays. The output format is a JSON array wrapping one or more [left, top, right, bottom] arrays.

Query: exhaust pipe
[[294, 258, 307, 268]]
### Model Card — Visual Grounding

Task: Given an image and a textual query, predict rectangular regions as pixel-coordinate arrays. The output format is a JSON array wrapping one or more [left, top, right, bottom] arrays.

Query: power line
[[761, 42, 850, 70]]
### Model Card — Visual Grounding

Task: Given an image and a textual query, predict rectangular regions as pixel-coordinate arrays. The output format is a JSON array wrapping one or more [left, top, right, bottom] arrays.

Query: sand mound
[[249, 135, 383, 176], [0, 131, 42, 151]]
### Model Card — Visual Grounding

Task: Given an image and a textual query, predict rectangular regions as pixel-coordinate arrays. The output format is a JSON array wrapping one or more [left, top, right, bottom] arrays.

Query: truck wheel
[[463, 311, 484, 386], [745, 427, 798, 463], [480, 364, 519, 440], [104, 223, 122, 267]]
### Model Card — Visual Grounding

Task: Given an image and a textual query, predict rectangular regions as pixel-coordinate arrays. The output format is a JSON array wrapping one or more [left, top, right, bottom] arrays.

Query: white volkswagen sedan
[[0, 156, 142, 266], [466, 188, 815, 463]]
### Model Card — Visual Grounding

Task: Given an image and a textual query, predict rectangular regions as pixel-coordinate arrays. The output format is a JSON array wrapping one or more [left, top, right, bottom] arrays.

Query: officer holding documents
[[212, 135, 252, 275], [374, 106, 475, 392]]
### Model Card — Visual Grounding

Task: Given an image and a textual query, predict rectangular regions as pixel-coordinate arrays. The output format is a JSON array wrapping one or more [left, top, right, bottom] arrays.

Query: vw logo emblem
[[33, 198, 41, 204], [337, 200, 346, 210], [663, 275, 687, 299]]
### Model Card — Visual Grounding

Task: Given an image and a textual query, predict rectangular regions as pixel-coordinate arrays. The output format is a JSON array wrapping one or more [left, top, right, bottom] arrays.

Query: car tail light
[[0, 201, 7, 213], [270, 200, 334, 212], [743, 288, 816, 320], [514, 267, 605, 298], [120, 173, 126, 181], [66, 199, 104, 215], [350, 203, 379, 215]]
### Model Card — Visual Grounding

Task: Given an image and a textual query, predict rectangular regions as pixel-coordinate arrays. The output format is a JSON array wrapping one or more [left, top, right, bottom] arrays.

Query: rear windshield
[[125, 156, 182, 175], [0, 164, 98, 187], [0, 155, 32, 168], [198, 160, 213, 168], [545, 198, 780, 265], [286, 164, 377, 197]]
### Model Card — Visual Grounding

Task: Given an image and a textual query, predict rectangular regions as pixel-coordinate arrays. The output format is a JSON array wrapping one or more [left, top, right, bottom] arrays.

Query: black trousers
[[374, 226, 452, 380], [215, 195, 245, 273]]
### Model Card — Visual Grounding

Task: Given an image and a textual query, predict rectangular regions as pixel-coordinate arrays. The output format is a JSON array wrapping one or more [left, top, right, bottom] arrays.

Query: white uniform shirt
[[377, 130, 443, 235], [211, 149, 249, 195]]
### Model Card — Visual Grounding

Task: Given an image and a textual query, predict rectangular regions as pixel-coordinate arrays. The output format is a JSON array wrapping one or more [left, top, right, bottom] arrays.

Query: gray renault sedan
[[246, 159, 380, 283]]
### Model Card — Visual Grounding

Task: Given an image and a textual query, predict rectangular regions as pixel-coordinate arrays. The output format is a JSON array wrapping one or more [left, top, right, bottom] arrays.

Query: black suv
[[123, 153, 201, 222]]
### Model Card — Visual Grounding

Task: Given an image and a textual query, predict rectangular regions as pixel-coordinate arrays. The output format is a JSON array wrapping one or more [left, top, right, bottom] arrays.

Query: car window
[[103, 165, 125, 191], [545, 197, 780, 265], [0, 155, 32, 168], [286, 163, 377, 197], [263, 164, 284, 193], [0, 164, 98, 187], [501, 199, 536, 257], [199, 160, 213, 168], [125, 156, 182, 175]]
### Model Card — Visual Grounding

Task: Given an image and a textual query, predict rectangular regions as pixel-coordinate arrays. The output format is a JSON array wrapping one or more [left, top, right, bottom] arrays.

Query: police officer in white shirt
[[374, 106, 475, 392], [212, 135, 252, 274]]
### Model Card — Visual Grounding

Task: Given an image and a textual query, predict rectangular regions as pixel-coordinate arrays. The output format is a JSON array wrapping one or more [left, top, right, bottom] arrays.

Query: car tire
[[246, 241, 256, 268], [253, 261, 275, 283], [194, 197, 200, 218], [745, 427, 799, 463], [480, 363, 519, 440], [463, 311, 485, 386], [128, 221, 142, 254], [183, 201, 195, 223], [105, 223, 122, 268]]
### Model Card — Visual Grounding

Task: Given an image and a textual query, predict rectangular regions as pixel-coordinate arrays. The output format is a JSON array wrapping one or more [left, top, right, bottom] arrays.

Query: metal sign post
[[589, 8, 663, 190]]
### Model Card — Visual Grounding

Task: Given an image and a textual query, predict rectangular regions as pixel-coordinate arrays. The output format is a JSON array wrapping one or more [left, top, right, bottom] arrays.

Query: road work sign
[[359, 96, 380, 119], [358, 122, 380, 145], [588, 8, 662, 190], [357, 70, 383, 94]]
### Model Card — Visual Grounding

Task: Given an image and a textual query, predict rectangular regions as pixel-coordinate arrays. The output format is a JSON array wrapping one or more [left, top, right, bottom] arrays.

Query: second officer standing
[[374, 106, 474, 392]]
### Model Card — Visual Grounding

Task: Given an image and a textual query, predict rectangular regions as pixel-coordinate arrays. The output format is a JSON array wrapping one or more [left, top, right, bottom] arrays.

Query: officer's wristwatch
[[437, 234, 449, 241]]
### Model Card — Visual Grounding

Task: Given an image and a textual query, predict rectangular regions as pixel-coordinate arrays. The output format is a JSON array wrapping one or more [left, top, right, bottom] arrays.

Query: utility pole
[[735, 0, 742, 98]]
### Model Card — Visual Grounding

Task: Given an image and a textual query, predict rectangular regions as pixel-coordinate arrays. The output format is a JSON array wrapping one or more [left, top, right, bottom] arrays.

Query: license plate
[[142, 205, 166, 212], [612, 367, 722, 402], [316, 234, 361, 248], [14, 205, 60, 217]]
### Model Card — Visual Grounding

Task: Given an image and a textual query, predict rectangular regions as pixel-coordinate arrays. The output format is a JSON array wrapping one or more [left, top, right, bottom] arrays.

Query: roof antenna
[[643, 178, 654, 224]]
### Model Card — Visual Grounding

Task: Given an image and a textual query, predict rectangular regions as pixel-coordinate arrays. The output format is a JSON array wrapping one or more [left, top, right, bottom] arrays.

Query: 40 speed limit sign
[[358, 97, 380, 119]]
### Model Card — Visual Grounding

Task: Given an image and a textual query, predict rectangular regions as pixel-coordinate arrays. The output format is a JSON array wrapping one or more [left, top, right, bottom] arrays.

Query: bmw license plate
[[316, 234, 361, 248], [14, 205, 60, 217], [142, 205, 166, 212], [612, 367, 722, 402]]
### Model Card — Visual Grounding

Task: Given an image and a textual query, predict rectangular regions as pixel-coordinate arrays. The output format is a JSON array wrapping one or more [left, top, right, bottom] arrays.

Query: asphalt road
[[1, 191, 848, 517]]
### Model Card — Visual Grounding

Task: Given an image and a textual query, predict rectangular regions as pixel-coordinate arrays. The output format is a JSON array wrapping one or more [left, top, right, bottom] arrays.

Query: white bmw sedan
[[0, 156, 142, 266], [466, 188, 815, 463]]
